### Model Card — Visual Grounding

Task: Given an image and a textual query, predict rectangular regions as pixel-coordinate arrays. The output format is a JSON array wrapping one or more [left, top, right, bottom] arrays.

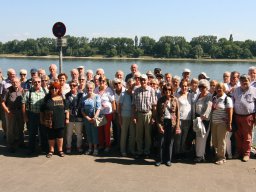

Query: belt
[[138, 111, 150, 114], [235, 113, 254, 117]]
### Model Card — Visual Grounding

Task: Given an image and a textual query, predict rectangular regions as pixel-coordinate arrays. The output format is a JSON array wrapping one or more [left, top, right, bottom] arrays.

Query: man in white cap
[[198, 72, 210, 81], [182, 68, 191, 82], [19, 69, 27, 89], [132, 74, 157, 157], [77, 66, 85, 76]]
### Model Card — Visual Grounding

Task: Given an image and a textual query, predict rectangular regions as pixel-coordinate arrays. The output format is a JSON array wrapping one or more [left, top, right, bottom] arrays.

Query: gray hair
[[239, 74, 250, 82], [199, 79, 210, 90]]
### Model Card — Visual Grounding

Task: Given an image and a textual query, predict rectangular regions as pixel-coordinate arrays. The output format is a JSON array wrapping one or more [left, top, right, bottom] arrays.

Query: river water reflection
[[0, 58, 255, 81]]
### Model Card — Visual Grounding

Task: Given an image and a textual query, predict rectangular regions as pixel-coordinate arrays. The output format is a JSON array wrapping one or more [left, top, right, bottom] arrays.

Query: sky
[[1, 0, 256, 43]]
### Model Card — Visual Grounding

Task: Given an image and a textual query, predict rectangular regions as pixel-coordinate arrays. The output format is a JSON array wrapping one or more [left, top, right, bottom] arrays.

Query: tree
[[139, 36, 156, 55], [132, 48, 144, 58], [192, 45, 203, 59], [229, 34, 233, 42], [134, 36, 138, 48]]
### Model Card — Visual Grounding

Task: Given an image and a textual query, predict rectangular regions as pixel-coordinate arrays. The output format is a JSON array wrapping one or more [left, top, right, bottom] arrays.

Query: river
[[0, 57, 255, 81]]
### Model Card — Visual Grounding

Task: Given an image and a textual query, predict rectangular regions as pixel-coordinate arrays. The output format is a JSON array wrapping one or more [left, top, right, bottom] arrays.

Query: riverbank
[[1, 54, 256, 63]]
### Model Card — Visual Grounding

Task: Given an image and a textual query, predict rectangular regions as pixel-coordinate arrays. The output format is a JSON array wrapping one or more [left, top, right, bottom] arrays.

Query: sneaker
[[155, 162, 161, 167], [215, 159, 226, 165], [166, 161, 172, 167], [84, 149, 92, 155], [77, 148, 83, 153], [66, 148, 71, 154], [242, 155, 250, 162], [93, 149, 98, 156], [121, 152, 127, 157]]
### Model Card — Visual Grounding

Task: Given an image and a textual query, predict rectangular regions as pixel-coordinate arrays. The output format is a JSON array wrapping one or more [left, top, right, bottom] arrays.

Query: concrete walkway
[[0, 129, 256, 192]]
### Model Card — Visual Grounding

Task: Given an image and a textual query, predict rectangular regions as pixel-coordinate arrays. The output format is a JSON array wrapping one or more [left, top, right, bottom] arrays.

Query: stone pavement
[[0, 129, 256, 192]]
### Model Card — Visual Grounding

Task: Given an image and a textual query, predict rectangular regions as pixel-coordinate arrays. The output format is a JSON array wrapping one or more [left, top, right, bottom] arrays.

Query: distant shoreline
[[1, 54, 256, 63]]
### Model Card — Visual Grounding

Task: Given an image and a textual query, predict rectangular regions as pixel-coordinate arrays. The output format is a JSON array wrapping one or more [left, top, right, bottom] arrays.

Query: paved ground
[[0, 128, 256, 192]]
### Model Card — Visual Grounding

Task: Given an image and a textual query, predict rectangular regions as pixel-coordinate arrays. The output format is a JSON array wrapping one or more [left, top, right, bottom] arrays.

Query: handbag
[[94, 115, 107, 127]]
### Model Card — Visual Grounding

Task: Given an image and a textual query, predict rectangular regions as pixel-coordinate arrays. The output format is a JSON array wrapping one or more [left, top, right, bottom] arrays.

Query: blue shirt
[[119, 91, 133, 117], [82, 94, 101, 118]]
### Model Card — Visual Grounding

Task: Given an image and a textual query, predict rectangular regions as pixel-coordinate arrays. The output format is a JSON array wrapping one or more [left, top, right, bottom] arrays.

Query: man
[[112, 78, 126, 146], [70, 68, 79, 84], [125, 63, 138, 82], [248, 66, 256, 87], [22, 77, 47, 154], [182, 68, 191, 82], [24, 68, 38, 91], [164, 73, 172, 84], [48, 64, 58, 81], [77, 66, 85, 76], [223, 71, 231, 84], [224, 71, 240, 95], [154, 68, 162, 77], [232, 74, 256, 162], [132, 74, 157, 157], [115, 70, 126, 88], [86, 69, 94, 83], [0, 68, 16, 137], [1, 77, 24, 152], [96, 68, 105, 77], [19, 69, 27, 89]]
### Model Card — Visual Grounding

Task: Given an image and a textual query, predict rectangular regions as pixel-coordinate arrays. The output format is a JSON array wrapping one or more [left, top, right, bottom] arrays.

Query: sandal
[[58, 151, 65, 157], [46, 151, 54, 158]]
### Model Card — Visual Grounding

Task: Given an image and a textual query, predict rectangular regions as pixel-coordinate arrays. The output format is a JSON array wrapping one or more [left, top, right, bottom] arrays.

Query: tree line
[[0, 34, 256, 59]]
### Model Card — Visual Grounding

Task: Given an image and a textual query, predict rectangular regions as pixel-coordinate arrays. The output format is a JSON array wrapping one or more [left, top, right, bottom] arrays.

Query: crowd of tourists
[[0, 63, 256, 167]]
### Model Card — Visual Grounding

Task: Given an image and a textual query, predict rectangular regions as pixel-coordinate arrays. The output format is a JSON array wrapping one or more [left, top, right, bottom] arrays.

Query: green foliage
[[0, 35, 255, 59]]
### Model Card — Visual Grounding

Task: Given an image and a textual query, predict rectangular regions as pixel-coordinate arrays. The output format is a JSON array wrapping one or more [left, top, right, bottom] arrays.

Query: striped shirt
[[211, 94, 233, 123], [132, 86, 157, 112]]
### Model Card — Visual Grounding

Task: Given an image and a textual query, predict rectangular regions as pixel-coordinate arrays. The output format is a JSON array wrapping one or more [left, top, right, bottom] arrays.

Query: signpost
[[52, 22, 67, 73]]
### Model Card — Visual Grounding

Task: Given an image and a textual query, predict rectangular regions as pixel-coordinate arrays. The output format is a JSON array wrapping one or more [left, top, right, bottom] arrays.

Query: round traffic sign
[[52, 22, 66, 38]]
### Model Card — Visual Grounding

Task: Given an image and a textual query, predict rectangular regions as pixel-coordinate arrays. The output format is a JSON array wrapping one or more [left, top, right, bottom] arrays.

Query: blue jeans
[[84, 119, 98, 145], [156, 119, 175, 163]]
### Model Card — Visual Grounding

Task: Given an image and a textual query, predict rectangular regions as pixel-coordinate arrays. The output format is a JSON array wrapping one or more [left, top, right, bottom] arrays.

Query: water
[[0, 57, 255, 81]]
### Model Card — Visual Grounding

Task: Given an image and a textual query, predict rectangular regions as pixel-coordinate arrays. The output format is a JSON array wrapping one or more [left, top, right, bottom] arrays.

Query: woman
[[82, 82, 101, 156], [94, 75, 116, 152], [149, 78, 161, 99], [211, 83, 233, 165], [119, 78, 135, 156], [155, 84, 180, 166], [58, 73, 70, 97], [78, 74, 86, 93], [194, 79, 212, 163], [40, 82, 69, 158], [172, 76, 181, 94], [209, 80, 218, 95], [174, 80, 192, 156]]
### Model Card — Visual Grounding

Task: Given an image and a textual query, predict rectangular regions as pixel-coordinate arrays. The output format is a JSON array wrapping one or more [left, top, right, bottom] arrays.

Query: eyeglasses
[[70, 84, 77, 87], [34, 81, 41, 84], [41, 80, 48, 82], [134, 77, 140, 79], [79, 79, 85, 81], [100, 80, 106, 83], [199, 86, 206, 89], [20, 73, 26, 76], [150, 83, 156, 85], [114, 82, 121, 85], [50, 87, 58, 90]]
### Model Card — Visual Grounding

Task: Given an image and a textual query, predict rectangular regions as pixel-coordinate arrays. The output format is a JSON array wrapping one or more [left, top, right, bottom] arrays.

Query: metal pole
[[59, 42, 63, 73]]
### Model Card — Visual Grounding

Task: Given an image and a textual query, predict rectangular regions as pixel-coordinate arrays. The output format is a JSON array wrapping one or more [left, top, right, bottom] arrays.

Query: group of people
[[0, 63, 255, 167]]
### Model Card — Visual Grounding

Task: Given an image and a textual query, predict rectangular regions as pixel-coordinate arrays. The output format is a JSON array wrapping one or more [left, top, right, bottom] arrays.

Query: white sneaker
[[93, 149, 98, 156]]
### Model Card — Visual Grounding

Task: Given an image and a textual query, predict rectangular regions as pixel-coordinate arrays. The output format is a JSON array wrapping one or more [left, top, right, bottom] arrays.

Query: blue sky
[[1, 0, 255, 42]]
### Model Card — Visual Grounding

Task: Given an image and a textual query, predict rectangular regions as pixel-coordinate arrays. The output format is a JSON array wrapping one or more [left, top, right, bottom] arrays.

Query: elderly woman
[[194, 79, 212, 163], [58, 73, 70, 97], [82, 82, 101, 155], [40, 82, 69, 158], [211, 83, 233, 165], [174, 80, 192, 156], [119, 78, 136, 156], [155, 83, 180, 166], [172, 76, 181, 93], [78, 74, 86, 93], [94, 75, 116, 152], [41, 75, 49, 94], [233, 74, 256, 162], [149, 78, 161, 99], [209, 80, 218, 95], [93, 75, 100, 88]]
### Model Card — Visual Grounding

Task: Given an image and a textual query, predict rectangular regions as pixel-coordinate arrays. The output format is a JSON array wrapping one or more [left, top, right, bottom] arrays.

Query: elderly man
[[86, 69, 94, 83], [132, 74, 157, 157], [24, 68, 38, 91], [248, 66, 256, 87], [77, 66, 85, 76], [182, 68, 191, 82], [1, 77, 24, 152], [48, 64, 58, 81], [125, 63, 139, 82], [224, 71, 240, 95], [233, 74, 256, 162], [70, 68, 79, 84], [0, 68, 16, 137], [22, 77, 47, 155]]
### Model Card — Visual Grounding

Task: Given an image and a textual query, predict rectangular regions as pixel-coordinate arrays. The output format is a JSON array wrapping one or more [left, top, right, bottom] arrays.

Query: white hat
[[183, 68, 191, 73], [20, 69, 27, 74], [140, 74, 148, 80], [77, 66, 84, 69], [199, 72, 210, 79], [113, 78, 121, 83]]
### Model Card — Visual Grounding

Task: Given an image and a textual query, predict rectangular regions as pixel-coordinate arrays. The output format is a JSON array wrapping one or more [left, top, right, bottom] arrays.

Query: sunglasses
[[199, 86, 206, 88], [70, 84, 77, 87], [34, 81, 41, 84], [50, 87, 58, 90], [79, 79, 85, 81], [114, 82, 121, 85], [41, 80, 48, 82]]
